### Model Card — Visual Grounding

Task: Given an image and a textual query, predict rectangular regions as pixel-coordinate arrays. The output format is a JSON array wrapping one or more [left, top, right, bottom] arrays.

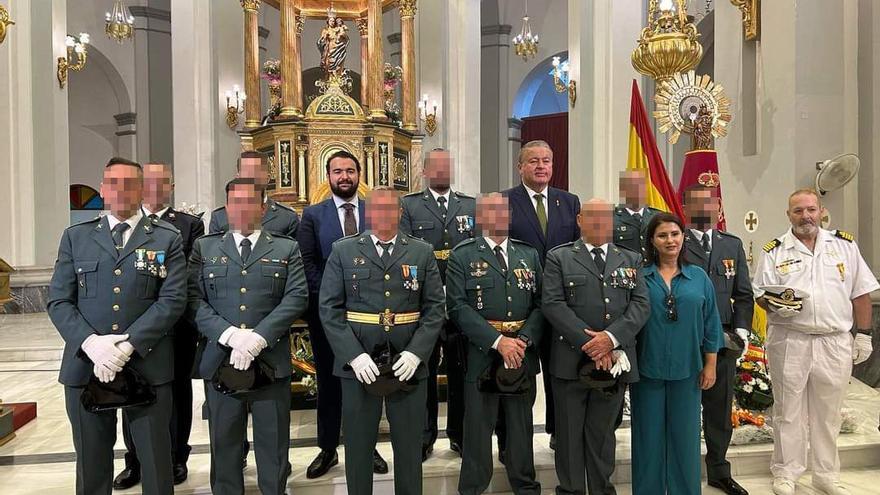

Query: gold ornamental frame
[[653, 71, 732, 145], [730, 0, 760, 41]]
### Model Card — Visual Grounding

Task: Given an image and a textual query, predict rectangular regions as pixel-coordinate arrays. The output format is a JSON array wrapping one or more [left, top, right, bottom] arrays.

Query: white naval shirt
[[752, 228, 879, 334]]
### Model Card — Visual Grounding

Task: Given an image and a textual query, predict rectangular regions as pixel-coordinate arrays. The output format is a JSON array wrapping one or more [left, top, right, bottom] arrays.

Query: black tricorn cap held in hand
[[477, 353, 530, 396], [577, 357, 619, 393], [364, 341, 417, 397], [81, 366, 157, 413], [212, 347, 276, 396]]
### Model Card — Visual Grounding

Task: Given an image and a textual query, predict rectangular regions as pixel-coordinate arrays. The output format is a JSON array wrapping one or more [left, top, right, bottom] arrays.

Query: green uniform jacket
[[446, 237, 544, 382], [399, 189, 476, 281], [318, 232, 445, 379], [542, 239, 650, 383], [187, 231, 309, 379], [613, 205, 661, 257]]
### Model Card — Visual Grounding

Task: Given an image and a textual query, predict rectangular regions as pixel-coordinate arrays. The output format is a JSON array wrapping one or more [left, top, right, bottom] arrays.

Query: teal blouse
[[638, 263, 722, 380]]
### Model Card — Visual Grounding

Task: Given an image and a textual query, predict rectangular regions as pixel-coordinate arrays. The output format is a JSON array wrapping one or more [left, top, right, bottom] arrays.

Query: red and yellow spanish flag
[[626, 79, 686, 221]]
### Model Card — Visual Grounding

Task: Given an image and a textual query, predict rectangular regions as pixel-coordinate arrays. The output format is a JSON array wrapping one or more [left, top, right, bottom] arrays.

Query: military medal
[[135, 249, 146, 271], [456, 215, 474, 234], [411, 265, 419, 291], [470, 261, 487, 277], [723, 259, 735, 279], [837, 262, 845, 281], [220, 256, 228, 264], [156, 251, 167, 279], [146, 250, 157, 276], [476, 289, 484, 310], [353, 257, 365, 266]]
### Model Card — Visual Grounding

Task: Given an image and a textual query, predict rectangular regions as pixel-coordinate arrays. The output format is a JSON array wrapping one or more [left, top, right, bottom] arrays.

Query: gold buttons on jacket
[[604, 298, 610, 303], [240, 324, 247, 329], [507, 296, 512, 302], [240, 287, 247, 293], [111, 324, 119, 331], [274, 273, 280, 278], [241, 270, 248, 275], [114, 269, 122, 276], [240, 305, 247, 311], [112, 305, 120, 312], [208, 273, 215, 279], [113, 287, 121, 294], [385, 274, 391, 280], [385, 291, 391, 297]]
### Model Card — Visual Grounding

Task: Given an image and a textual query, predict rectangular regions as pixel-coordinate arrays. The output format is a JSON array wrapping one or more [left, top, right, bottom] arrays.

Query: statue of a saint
[[318, 15, 349, 78], [692, 104, 714, 150]]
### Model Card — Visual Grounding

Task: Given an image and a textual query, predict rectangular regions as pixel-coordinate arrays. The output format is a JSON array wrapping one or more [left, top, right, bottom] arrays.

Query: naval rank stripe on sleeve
[[763, 239, 781, 253], [834, 230, 854, 242]]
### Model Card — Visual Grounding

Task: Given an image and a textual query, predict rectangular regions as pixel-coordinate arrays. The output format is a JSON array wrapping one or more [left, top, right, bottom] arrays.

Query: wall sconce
[[417, 94, 438, 136], [225, 85, 247, 129], [57, 33, 90, 89], [551, 56, 577, 108], [0, 5, 14, 45]]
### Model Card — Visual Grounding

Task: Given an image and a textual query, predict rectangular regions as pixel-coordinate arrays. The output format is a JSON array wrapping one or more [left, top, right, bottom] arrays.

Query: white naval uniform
[[752, 228, 879, 484]]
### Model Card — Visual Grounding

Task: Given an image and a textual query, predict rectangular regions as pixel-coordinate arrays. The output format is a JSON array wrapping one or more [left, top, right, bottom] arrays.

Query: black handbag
[[81, 367, 157, 413]]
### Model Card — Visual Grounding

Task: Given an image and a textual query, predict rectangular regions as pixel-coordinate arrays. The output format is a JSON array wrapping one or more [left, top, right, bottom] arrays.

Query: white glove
[[116, 340, 136, 359], [81, 334, 131, 373], [770, 306, 799, 318], [735, 328, 751, 360], [229, 348, 254, 371], [350, 353, 380, 384], [93, 363, 116, 383], [609, 350, 631, 378], [853, 333, 873, 365], [393, 351, 421, 382], [228, 329, 268, 357]]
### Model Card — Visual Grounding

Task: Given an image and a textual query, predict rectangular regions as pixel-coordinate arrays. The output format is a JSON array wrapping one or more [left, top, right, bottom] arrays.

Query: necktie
[[342, 203, 357, 236], [494, 245, 507, 272], [240, 238, 252, 263], [592, 247, 606, 274], [112, 222, 130, 250], [632, 212, 643, 224], [378, 241, 393, 265], [534, 194, 547, 235], [701, 233, 711, 256]]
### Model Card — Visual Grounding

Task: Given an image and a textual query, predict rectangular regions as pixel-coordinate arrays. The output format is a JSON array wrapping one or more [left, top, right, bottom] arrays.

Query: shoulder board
[[211, 206, 225, 213], [151, 218, 181, 233], [547, 241, 575, 254], [273, 201, 295, 212], [451, 238, 477, 250], [267, 233, 295, 242], [199, 231, 224, 238], [763, 238, 781, 253], [716, 230, 741, 240], [646, 207, 664, 214], [453, 191, 475, 199], [834, 230, 854, 242], [403, 190, 423, 197], [69, 216, 102, 229]]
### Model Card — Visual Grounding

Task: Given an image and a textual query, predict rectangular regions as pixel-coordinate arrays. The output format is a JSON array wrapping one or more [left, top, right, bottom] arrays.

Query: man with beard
[[681, 184, 753, 495], [114, 163, 205, 489], [297, 150, 388, 477], [209, 151, 300, 237], [614, 170, 662, 260], [400, 149, 475, 460], [753, 189, 878, 495]]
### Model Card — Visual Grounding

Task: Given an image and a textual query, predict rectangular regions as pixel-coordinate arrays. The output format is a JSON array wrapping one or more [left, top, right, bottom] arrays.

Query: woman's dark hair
[[644, 212, 688, 267]]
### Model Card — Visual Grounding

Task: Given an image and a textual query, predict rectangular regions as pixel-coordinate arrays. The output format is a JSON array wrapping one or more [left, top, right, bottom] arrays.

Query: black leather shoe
[[498, 450, 506, 465], [112, 467, 140, 490], [373, 450, 389, 474], [285, 461, 292, 478], [449, 440, 462, 457], [306, 450, 338, 479], [421, 443, 433, 462], [708, 477, 749, 495], [172, 463, 188, 485], [549, 434, 556, 451]]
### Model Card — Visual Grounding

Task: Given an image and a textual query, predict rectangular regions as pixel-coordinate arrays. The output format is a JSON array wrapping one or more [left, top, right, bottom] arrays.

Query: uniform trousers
[[307, 302, 344, 451], [702, 347, 738, 481], [205, 377, 291, 495], [424, 323, 466, 447], [64, 383, 173, 495], [458, 378, 540, 495], [341, 377, 427, 495], [766, 328, 853, 484], [631, 375, 702, 495]]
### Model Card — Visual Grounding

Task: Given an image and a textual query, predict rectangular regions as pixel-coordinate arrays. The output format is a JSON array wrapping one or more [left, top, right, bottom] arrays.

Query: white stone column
[[858, 0, 880, 270], [715, 0, 859, 245], [443, 0, 481, 193], [567, 0, 643, 202]]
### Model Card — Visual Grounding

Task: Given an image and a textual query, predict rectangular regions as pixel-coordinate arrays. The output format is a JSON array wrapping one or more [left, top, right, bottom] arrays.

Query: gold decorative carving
[[399, 0, 417, 19], [240, 0, 261, 12], [356, 17, 368, 37], [729, 0, 760, 41], [0, 5, 13, 45], [295, 13, 304, 35], [653, 71, 732, 145], [632, 0, 703, 83]]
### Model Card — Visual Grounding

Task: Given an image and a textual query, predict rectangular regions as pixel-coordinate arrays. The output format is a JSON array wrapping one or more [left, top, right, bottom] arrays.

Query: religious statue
[[692, 103, 714, 150], [317, 14, 349, 78]]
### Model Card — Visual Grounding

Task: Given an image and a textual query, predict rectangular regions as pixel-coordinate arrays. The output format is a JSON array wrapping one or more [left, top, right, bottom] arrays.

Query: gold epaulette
[[763, 239, 781, 253], [834, 230, 854, 242]]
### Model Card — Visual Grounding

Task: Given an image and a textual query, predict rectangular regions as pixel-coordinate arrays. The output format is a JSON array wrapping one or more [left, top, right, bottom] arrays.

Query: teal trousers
[[631, 375, 702, 495]]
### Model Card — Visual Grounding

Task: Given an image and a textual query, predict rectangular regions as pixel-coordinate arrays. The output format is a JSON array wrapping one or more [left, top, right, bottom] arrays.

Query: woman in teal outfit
[[631, 213, 722, 495]]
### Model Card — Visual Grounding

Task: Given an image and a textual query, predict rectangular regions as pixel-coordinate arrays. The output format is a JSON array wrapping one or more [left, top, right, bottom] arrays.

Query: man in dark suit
[[189, 178, 309, 494], [682, 184, 753, 495], [400, 149, 475, 460], [613, 170, 662, 259], [501, 140, 580, 453], [48, 157, 187, 495], [297, 150, 388, 478], [209, 151, 299, 237], [113, 163, 205, 489]]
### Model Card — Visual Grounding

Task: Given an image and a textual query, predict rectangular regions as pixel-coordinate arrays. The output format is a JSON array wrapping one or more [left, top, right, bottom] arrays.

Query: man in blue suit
[[501, 140, 580, 454], [297, 150, 388, 478]]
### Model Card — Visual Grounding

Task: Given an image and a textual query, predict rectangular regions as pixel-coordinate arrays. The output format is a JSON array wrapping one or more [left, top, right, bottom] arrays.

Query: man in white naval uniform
[[753, 189, 878, 495]]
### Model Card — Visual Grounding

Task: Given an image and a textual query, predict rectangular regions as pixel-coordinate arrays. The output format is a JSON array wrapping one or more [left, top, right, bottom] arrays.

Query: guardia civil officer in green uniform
[[319, 187, 445, 495], [399, 148, 475, 459], [614, 170, 662, 258], [209, 151, 300, 237], [48, 157, 187, 495], [447, 192, 543, 495], [543, 198, 650, 495], [189, 178, 308, 495]]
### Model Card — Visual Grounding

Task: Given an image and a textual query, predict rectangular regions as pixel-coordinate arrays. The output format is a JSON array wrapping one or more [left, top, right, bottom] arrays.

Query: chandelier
[[105, 0, 135, 44], [631, 0, 702, 83], [512, 0, 539, 62]]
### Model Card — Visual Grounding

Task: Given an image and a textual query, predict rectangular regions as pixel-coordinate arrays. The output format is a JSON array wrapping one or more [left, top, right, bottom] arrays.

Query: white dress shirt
[[483, 237, 510, 351], [429, 188, 451, 212], [690, 228, 713, 251], [523, 184, 549, 221], [220, 229, 264, 345], [584, 241, 620, 348], [142, 205, 170, 220], [625, 207, 645, 217], [105, 212, 142, 247], [370, 234, 398, 256], [333, 194, 360, 233]]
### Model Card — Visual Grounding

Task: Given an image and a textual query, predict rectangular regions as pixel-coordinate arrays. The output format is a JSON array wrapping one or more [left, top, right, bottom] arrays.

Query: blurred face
[[477, 194, 510, 238], [142, 163, 174, 208], [226, 184, 265, 234], [366, 190, 400, 239], [518, 145, 553, 190], [101, 163, 143, 218], [328, 157, 360, 199], [619, 171, 647, 209], [683, 188, 719, 231], [238, 156, 270, 189], [578, 200, 613, 246], [424, 151, 453, 191], [651, 221, 684, 260], [787, 192, 821, 238]]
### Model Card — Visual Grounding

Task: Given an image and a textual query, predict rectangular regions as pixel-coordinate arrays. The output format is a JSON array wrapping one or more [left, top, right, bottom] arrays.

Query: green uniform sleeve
[[446, 251, 501, 353], [319, 248, 366, 365], [405, 252, 444, 362], [254, 242, 309, 347], [541, 250, 590, 349]]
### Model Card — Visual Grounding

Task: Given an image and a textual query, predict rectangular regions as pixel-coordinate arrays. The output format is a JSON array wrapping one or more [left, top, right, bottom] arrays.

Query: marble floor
[[2, 314, 880, 494]]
